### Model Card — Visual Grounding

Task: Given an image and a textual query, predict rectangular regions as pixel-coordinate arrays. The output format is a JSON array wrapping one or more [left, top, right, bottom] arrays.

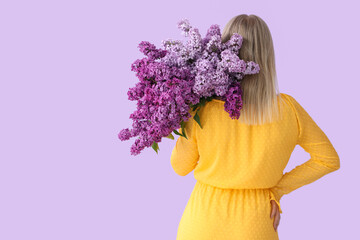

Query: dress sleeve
[[170, 110, 200, 176], [269, 94, 340, 210]]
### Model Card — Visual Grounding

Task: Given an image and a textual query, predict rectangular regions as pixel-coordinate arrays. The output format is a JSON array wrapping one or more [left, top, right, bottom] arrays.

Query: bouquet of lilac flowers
[[118, 18, 260, 156]]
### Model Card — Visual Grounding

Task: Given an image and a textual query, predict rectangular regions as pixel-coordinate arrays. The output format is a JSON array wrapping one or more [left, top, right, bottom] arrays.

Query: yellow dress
[[170, 93, 340, 240]]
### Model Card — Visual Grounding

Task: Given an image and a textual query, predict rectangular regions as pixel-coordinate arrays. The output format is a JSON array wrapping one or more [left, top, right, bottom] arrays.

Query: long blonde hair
[[221, 14, 284, 125]]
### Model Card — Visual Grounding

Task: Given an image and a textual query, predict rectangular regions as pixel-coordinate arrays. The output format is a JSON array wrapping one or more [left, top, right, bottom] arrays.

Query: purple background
[[0, 0, 358, 239]]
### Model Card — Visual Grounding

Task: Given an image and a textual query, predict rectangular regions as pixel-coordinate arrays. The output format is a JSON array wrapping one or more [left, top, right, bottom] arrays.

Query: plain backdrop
[[0, 0, 359, 239]]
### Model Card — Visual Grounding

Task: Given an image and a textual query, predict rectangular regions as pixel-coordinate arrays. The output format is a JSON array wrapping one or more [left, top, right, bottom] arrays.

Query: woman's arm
[[270, 94, 340, 205], [170, 110, 200, 176]]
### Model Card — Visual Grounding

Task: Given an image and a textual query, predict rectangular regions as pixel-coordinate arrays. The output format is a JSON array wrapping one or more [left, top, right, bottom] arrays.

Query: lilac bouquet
[[118, 18, 260, 156]]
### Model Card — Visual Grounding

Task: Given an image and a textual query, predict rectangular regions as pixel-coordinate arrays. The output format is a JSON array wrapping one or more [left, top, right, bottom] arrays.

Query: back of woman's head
[[221, 14, 284, 125]]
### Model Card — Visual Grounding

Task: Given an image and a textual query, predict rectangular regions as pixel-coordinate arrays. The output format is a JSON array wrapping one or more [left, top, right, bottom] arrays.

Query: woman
[[170, 14, 340, 240]]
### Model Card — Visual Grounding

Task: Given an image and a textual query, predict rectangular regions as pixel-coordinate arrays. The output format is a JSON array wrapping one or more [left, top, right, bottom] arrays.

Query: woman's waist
[[191, 180, 274, 209], [194, 174, 279, 190], [195, 179, 274, 191]]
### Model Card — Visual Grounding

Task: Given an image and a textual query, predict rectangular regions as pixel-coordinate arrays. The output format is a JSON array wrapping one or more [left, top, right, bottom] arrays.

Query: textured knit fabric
[[170, 92, 340, 240]]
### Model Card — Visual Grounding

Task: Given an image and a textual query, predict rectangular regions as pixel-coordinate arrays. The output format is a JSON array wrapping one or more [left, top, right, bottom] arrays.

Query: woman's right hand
[[270, 200, 281, 232]]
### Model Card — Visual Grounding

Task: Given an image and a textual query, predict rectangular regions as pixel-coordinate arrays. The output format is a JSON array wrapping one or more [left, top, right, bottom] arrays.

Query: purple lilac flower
[[244, 61, 261, 74], [119, 40, 198, 155], [118, 18, 260, 155], [205, 34, 222, 54], [223, 81, 244, 119], [203, 24, 221, 46], [223, 33, 243, 53], [118, 128, 131, 141], [177, 19, 192, 36], [218, 49, 247, 73], [138, 41, 167, 60]]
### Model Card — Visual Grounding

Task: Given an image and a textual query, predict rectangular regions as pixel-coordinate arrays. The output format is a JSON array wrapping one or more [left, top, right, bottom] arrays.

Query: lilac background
[[0, 0, 358, 239]]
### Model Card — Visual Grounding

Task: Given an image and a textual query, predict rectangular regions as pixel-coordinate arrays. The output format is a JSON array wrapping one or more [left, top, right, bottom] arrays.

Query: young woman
[[170, 14, 340, 240]]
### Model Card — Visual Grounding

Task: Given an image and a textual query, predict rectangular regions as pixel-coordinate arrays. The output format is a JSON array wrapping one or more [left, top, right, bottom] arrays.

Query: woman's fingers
[[274, 210, 281, 232], [270, 200, 280, 232], [270, 200, 276, 219]]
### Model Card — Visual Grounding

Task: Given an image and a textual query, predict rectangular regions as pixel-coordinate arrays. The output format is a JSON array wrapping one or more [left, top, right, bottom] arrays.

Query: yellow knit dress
[[170, 93, 340, 240]]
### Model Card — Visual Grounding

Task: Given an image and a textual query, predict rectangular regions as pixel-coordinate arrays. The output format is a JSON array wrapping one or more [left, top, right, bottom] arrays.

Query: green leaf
[[180, 120, 186, 128], [199, 97, 207, 107], [165, 133, 174, 140], [180, 121, 188, 139], [173, 129, 188, 139], [173, 129, 183, 137], [194, 110, 202, 129], [191, 104, 199, 112], [151, 141, 159, 154]]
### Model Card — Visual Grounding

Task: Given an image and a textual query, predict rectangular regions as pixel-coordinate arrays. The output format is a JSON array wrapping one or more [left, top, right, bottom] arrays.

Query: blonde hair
[[221, 14, 285, 125]]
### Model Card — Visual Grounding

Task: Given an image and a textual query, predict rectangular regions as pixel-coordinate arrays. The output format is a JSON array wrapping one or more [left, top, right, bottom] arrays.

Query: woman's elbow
[[333, 158, 340, 171], [329, 156, 340, 171]]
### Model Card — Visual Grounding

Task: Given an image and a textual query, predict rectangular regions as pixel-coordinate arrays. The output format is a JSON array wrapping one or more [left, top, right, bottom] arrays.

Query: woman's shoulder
[[279, 92, 292, 99], [280, 92, 304, 102], [279, 92, 298, 105], [278, 92, 307, 119]]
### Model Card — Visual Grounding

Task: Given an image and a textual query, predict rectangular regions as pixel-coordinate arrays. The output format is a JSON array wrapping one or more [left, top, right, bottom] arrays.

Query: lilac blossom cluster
[[118, 41, 199, 155], [118, 19, 260, 155]]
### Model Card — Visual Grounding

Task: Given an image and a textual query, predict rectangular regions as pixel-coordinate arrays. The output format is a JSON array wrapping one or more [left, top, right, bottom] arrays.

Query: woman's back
[[171, 92, 340, 208], [193, 93, 297, 189]]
